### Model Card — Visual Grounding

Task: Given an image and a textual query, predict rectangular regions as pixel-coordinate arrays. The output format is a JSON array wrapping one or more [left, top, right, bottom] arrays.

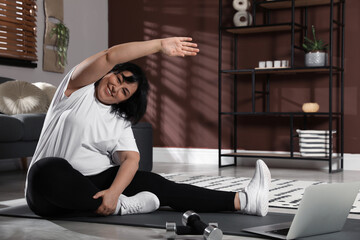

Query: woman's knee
[[36, 157, 69, 170], [29, 157, 70, 183]]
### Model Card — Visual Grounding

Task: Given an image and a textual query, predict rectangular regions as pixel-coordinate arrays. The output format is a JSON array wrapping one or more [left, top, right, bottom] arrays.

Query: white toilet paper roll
[[232, 0, 251, 11], [233, 11, 253, 27]]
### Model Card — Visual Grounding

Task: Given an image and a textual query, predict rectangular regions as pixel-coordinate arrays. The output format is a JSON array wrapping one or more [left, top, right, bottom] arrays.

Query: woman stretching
[[25, 37, 271, 217]]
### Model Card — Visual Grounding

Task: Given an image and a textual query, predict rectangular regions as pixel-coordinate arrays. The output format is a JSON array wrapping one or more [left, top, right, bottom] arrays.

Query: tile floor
[[0, 162, 359, 240]]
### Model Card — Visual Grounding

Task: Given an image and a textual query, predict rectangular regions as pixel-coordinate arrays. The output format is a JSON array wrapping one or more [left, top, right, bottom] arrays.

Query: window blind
[[0, 0, 37, 64]]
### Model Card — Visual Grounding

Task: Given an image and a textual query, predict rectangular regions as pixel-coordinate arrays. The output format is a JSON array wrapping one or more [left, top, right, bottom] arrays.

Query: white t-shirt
[[27, 66, 139, 177]]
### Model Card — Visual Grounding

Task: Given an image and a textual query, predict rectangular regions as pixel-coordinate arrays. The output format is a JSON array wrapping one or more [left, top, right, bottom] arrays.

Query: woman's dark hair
[[95, 62, 149, 124]]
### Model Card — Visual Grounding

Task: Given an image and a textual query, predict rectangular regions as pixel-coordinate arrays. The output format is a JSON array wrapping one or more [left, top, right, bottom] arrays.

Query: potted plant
[[50, 22, 69, 68], [302, 25, 328, 67]]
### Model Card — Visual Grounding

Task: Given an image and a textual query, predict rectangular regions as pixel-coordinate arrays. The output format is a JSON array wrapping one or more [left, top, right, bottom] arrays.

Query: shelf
[[218, 0, 344, 172], [221, 152, 342, 161], [258, 0, 341, 9], [221, 66, 342, 75], [221, 112, 341, 116], [225, 23, 302, 34]]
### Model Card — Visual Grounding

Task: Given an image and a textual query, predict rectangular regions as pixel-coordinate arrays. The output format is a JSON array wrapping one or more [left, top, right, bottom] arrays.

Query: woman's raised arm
[[68, 37, 199, 93]]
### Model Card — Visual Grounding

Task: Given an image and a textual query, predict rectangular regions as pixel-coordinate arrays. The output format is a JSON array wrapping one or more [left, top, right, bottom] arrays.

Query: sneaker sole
[[256, 160, 271, 216]]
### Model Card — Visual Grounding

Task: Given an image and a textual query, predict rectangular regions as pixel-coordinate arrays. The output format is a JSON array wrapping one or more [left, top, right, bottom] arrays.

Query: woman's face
[[95, 70, 139, 105]]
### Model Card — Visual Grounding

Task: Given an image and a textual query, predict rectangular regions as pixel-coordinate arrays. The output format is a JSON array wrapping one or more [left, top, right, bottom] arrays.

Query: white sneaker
[[118, 191, 160, 216], [241, 159, 271, 217]]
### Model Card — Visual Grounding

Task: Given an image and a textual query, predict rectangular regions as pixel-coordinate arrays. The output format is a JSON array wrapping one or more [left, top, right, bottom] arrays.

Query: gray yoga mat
[[1, 204, 360, 239]]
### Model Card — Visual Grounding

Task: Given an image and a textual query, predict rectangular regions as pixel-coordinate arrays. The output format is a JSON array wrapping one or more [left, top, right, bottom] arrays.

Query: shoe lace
[[121, 201, 142, 214]]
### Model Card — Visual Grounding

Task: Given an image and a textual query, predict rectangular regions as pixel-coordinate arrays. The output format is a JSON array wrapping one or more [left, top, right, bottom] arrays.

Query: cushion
[[0, 81, 49, 115], [32, 82, 57, 103], [0, 78, 15, 113]]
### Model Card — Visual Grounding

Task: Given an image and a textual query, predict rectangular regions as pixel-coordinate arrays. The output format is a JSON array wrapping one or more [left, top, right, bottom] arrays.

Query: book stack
[[297, 129, 336, 157]]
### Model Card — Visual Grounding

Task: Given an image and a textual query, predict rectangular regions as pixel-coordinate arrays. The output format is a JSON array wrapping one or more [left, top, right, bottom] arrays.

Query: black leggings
[[26, 157, 236, 217]]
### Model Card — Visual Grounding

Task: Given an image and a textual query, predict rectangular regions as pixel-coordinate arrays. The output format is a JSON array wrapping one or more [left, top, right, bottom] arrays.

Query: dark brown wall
[[109, 0, 360, 154]]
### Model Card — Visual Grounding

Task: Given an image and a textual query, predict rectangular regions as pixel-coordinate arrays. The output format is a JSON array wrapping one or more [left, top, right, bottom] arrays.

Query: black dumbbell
[[165, 211, 223, 239], [182, 210, 223, 240]]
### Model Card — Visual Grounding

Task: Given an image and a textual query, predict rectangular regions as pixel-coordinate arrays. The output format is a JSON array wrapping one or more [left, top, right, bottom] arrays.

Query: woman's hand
[[93, 189, 119, 215], [161, 37, 199, 57]]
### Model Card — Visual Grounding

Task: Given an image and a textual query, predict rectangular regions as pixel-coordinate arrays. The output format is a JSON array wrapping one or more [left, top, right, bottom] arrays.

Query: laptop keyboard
[[268, 228, 290, 236]]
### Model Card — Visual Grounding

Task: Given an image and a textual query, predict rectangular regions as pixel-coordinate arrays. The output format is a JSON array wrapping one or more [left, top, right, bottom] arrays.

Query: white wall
[[153, 148, 360, 171], [0, 0, 108, 87]]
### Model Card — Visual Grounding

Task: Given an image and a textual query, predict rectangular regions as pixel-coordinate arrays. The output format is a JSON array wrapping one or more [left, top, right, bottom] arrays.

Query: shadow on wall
[[110, 0, 360, 153], [141, 0, 227, 149]]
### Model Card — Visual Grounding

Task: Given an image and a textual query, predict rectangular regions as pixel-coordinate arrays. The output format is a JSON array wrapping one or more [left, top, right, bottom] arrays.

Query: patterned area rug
[[161, 173, 360, 214]]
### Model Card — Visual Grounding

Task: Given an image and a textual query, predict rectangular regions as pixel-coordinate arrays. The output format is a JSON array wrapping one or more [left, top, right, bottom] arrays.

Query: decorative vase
[[302, 102, 320, 113], [305, 51, 328, 67]]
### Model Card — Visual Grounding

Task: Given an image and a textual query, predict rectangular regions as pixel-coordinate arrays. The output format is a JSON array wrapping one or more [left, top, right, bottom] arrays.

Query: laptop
[[243, 182, 360, 240]]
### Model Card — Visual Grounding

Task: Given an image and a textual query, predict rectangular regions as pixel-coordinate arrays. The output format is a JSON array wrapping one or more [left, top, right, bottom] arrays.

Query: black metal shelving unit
[[218, 0, 345, 173]]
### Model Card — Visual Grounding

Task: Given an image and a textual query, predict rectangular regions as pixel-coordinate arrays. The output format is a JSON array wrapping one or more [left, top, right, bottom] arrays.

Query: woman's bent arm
[[93, 151, 140, 215]]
